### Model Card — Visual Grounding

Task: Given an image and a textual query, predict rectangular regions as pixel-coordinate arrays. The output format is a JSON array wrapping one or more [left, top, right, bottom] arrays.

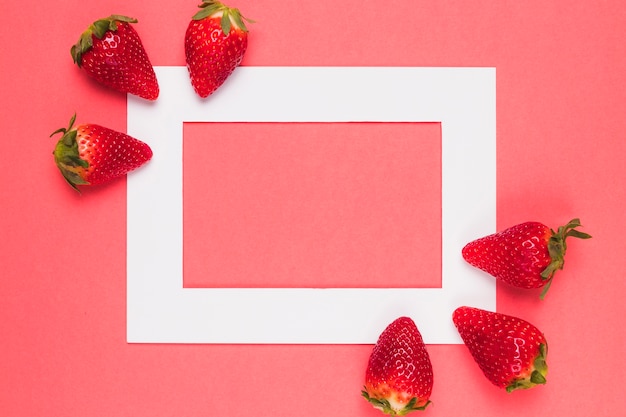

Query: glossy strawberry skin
[[51, 114, 153, 191], [185, 1, 250, 98], [453, 306, 548, 392], [362, 317, 433, 415], [463, 221, 552, 289], [462, 219, 591, 298], [71, 15, 159, 100]]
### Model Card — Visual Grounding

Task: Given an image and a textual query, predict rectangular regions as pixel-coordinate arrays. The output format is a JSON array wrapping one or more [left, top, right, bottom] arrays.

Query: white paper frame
[[127, 66, 496, 344]]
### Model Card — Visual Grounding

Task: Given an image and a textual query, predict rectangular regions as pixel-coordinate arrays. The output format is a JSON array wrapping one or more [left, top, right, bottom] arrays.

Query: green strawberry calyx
[[192, 1, 254, 34], [50, 113, 89, 191], [361, 389, 431, 415], [70, 15, 138, 67], [539, 218, 592, 299], [506, 343, 548, 393]]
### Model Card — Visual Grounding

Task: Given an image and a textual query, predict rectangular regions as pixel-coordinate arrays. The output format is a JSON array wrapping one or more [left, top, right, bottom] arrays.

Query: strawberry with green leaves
[[462, 219, 591, 299], [51, 114, 153, 191], [453, 306, 548, 392], [185, 0, 252, 98], [362, 317, 433, 415], [71, 15, 159, 100]]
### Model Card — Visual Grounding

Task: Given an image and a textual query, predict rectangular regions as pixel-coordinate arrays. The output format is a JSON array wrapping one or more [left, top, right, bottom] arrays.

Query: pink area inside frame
[[183, 122, 442, 289]]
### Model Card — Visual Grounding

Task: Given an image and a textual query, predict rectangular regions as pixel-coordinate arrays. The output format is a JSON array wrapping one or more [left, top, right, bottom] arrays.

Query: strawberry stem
[[539, 218, 591, 299], [361, 388, 431, 415], [192, 0, 254, 32], [539, 279, 553, 300], [51, 114, 90, 192], [506, 343, 548, 393], [70, 15, 138, 66]]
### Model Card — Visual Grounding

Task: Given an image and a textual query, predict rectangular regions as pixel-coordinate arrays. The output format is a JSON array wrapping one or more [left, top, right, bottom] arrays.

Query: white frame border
[[127, 66, 496, 344]]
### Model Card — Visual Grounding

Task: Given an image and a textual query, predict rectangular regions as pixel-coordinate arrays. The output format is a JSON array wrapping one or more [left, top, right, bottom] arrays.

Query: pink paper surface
[[1, 1, 625, 416], [183, 122, 441, 288]]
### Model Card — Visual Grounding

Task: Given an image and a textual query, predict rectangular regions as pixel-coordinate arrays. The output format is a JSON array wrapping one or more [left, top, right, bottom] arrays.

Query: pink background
[[1, 0, 625, 415]]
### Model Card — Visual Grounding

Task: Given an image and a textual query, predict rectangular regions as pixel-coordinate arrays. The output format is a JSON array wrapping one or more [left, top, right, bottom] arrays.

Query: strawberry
[[71, 15, 159, 100], [462, 219, 591, 299], [51, 114, 153, 191], [362, 317, 433, 415], [453, 306, 548, 392], [185, 0, 252, 98]]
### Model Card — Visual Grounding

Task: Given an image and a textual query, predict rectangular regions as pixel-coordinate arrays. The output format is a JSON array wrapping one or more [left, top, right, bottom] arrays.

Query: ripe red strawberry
[[71, 15, 159, 100], [462, 219, 591, 299], [185, 0, 252, 98], [362, 317, 433, 415], [453, 306, 548, 392], [51, 114, 153, 191]]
